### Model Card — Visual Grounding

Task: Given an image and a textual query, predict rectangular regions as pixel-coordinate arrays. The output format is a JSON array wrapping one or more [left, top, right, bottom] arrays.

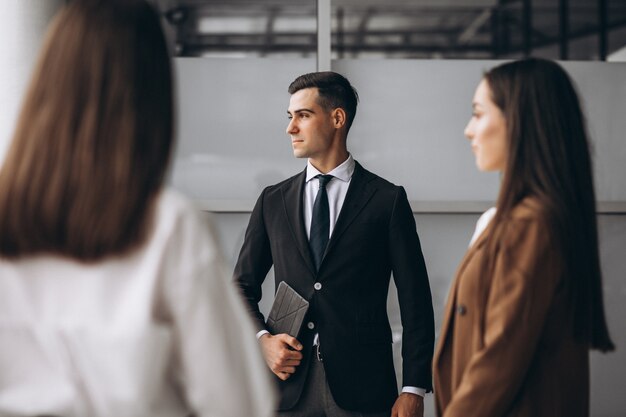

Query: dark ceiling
[[153, 0, 626, 60]]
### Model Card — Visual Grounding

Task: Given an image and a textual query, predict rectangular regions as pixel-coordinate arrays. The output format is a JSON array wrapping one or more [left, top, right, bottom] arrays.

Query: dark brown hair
[[484, 58, 614, 351], [0, 0, 173, 261], [288, 71, 359, 131]]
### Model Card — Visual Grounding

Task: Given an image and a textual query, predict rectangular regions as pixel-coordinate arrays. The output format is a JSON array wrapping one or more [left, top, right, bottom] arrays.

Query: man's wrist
[[256, 329, 270, 340], [401, 386, 426, 397]]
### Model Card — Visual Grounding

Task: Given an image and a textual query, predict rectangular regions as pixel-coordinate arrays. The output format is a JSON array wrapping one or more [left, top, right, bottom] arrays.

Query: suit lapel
[[323, 162, 376, 260], [281, 169, 317, 276]]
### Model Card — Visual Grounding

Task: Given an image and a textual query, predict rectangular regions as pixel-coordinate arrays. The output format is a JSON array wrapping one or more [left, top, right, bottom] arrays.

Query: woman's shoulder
[[502, 197, 553, 250], [154, 188, 210, 228], [149, 188, 217, 252], [509, 196, 550, 224], [156, 188, 199, 215]]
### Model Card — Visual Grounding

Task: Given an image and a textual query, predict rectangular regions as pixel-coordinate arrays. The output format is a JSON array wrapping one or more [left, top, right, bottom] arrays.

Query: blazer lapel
[[281, 169, 317, 276], [433, 229, 489, 367], [323, 162, 376, 259]]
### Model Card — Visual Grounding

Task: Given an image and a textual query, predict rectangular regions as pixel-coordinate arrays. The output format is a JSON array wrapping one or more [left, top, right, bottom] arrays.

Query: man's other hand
[[259, 333, 303, 380], [391, 392, 424, 417]]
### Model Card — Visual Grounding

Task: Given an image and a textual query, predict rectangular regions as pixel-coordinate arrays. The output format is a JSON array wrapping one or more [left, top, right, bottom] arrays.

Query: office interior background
[[0, 1, 624, 416]]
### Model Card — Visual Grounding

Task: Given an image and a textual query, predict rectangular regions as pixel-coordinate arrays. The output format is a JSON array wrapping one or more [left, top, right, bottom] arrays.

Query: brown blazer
[[433, 198, 590, 417]]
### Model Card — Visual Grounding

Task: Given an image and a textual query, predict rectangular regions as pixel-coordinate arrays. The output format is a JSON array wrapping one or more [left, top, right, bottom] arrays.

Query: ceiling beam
[[457, 8, 492, 44]]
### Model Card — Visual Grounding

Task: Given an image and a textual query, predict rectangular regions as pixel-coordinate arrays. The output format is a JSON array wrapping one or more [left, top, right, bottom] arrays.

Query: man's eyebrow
[[287, 108, 316, 115]]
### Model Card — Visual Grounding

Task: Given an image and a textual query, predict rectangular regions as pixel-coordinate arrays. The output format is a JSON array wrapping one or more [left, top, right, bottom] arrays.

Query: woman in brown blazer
[[433, 58, 615, 417]]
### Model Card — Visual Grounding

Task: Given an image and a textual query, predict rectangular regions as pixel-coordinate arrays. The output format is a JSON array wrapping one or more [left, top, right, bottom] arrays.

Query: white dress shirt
[[302, 155, 355, 239], [0, 189, 275, 417]]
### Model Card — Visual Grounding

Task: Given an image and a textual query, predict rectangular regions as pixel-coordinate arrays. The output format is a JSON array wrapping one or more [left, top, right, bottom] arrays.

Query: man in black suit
[[234, 72, 434, 417]]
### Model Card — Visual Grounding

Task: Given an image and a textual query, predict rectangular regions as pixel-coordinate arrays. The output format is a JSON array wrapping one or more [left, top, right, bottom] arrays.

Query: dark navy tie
[[310, 174, 333, 270]]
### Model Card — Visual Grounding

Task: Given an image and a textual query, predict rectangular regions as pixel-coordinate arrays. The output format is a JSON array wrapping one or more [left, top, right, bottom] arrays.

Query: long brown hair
[[0, 0, 173, 261], [483, 58, 614, 351]]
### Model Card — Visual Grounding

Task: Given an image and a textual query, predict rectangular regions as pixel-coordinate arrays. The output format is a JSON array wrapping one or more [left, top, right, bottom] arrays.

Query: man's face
[[286, 88, 336, 160]]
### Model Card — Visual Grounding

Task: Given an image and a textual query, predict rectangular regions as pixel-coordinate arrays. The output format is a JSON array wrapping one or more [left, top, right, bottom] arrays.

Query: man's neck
[[308, 148, 350, 174]]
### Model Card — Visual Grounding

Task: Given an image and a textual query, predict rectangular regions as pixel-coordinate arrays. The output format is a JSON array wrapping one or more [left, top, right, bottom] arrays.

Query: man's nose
[[287, 118, 297, 134]]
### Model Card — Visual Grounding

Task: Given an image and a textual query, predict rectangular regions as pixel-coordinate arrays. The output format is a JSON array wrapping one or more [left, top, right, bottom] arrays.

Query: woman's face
[[464, 79, 507, 172]]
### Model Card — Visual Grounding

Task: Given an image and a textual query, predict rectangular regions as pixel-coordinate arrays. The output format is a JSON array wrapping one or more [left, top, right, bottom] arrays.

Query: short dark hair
[[288, 71, 359, 131], [0, 0, 173, 261], [483, 58, 614, 351]]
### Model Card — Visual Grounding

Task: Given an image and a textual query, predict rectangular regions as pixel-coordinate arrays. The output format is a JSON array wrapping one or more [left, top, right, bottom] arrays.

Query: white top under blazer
[[0, 189, 275, 417]]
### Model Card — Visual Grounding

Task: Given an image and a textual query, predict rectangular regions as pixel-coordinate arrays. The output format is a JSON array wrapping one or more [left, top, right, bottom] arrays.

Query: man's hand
[[391, 392, 424, 417], [259, 333, 303, 380]]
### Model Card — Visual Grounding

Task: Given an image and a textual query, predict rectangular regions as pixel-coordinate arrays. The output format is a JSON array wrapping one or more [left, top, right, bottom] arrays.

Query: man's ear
[[332, 108, 347, 129]]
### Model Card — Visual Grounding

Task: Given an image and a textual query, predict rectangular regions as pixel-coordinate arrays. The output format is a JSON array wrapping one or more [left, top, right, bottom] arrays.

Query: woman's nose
[[464, 119, 473, 140]]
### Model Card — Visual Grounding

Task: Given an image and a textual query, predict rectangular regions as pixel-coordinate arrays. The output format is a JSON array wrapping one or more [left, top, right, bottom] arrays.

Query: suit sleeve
[[388, 186, 435, 391], [443, 217, 561, 417], [233, 188, 274, 331]]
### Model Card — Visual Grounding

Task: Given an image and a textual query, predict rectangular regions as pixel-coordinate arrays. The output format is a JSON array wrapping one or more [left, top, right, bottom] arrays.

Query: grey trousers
[[276, 350, 390, 417]]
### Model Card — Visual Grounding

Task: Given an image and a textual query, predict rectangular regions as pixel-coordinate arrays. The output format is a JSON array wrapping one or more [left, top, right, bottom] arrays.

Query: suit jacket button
[[457, 304, 467, 316], [307, 322, 315, 330], [314, 282, 322, 290]]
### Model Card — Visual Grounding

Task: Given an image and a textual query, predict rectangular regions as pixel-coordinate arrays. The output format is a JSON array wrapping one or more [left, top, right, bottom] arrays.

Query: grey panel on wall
[[171, 58, 315, 201], [171, 58, 626, 204]]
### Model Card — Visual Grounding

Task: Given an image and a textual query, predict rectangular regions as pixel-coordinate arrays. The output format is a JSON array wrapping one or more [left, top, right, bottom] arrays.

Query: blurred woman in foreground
[[0, 1, 274, 416]]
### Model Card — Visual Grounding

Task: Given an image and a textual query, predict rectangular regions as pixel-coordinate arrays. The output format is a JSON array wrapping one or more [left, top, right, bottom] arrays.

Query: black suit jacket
[[234, 161, 434, 412]]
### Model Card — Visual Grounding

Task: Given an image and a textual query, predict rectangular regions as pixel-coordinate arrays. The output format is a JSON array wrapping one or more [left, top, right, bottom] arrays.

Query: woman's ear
[[332, 108, 346, 128]]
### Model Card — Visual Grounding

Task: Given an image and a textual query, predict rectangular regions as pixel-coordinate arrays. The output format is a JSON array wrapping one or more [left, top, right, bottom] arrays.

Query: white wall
[[0, 0, 63, 163]]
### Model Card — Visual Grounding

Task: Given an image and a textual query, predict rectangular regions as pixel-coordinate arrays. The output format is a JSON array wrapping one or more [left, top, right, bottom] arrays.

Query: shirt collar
[[306, 154, 355, 183]]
